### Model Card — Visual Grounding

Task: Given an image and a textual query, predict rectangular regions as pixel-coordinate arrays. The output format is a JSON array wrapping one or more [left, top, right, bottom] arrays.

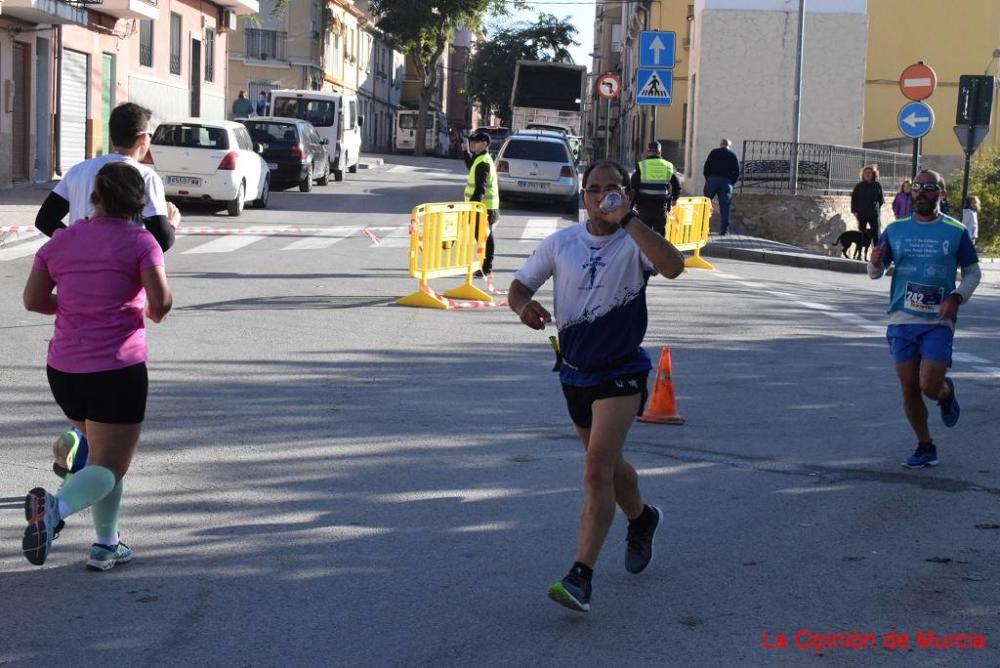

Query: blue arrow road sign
[[639, 31, 675, 69], [898, 101, 934, 139], [636, 69, 673, 106]]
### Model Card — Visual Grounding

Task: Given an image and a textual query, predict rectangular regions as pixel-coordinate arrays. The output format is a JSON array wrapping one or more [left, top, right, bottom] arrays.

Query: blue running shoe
[[940, 378, 960, 428], [902, 443, 939, 469], [626, 505, 663, 574], [547, 572, 591, 612], [22, 487, 60, 565], [86, 540, 133, 571]]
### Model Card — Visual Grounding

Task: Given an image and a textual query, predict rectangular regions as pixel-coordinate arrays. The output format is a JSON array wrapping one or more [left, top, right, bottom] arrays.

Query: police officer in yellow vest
[[463, 130, 500, 276], [630, 141, 681, 237]]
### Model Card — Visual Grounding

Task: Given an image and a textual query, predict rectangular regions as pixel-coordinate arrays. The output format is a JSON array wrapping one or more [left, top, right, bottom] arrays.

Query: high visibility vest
[[464, 152, 499, 210], [637, 157, 674, 197]]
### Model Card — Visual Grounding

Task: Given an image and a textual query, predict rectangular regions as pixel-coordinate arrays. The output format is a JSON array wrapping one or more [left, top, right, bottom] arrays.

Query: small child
[[962, 196, 980, 246]]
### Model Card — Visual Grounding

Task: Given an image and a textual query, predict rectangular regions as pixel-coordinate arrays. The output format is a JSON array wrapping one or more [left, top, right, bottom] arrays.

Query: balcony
[[3, 0, 87, 25], [95, 0, 158, 20], [245, 28, 286, 62], [214, 0, 257, 15]]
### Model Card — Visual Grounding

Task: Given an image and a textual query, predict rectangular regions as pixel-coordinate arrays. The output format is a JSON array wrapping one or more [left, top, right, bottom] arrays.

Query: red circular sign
[[899, 63, 937, 101], [596, 74, 621, 100]]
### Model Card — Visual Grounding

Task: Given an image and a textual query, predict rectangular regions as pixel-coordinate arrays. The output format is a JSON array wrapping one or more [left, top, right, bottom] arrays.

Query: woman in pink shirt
[[21, 161, 172, 570]]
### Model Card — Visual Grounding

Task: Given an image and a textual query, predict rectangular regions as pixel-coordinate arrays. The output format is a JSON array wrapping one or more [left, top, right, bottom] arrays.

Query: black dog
[[831, 230, 872, 260]]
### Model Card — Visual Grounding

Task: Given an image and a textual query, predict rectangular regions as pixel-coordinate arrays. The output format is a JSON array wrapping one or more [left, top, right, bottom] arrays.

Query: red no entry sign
[[899, 63, 937, 101]]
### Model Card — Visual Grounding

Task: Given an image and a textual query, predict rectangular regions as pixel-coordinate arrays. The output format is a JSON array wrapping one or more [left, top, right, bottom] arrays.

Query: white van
[[268, 89, 362, 181], [393, 109, 448, 156]]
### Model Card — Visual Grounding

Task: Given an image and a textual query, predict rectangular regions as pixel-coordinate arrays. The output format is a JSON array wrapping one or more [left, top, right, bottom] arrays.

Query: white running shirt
[[53, 153, 167, 225]]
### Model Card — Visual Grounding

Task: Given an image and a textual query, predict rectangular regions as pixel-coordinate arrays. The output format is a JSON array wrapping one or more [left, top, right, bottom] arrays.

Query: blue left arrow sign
[[897, 101, 934, 139]]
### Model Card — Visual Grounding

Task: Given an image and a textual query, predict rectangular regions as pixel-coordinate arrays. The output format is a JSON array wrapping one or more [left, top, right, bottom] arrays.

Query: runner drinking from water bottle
[[508, 159, 685, 612]]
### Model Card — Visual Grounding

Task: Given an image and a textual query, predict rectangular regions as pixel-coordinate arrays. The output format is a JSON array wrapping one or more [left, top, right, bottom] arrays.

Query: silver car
[[496, 133, 580, 214]]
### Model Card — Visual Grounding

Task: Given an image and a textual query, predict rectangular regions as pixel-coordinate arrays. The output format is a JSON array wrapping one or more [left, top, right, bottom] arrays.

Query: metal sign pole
[[911, 138, 919, 178], [605, 97, 611, 159], [790, 0, 806, 194]]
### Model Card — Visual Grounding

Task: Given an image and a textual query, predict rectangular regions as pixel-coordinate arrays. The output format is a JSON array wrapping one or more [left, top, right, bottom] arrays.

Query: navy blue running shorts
[[561, 371, 649, 429], [47, 363, 148, 425]]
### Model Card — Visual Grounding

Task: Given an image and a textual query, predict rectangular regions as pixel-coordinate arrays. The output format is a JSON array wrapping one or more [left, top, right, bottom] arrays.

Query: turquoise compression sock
[[92, 479, 123, 543], [55, 465, 117, 517]]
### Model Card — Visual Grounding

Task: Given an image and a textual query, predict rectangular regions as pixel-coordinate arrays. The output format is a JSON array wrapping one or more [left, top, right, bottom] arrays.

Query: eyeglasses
[[583, 185, 626, 195], [137, 131, 153, 139], [910, 183, 941, 193]]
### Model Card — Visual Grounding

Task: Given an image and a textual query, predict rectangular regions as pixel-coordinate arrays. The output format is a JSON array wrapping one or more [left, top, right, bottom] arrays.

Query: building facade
[[227, 0, 403, 153], [684, 0, 867, 191], [0, 0, 256, 189], [864, 0, 1000, 174]]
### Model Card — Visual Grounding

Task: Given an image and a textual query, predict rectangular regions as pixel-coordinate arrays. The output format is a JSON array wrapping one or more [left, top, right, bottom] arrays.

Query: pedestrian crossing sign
[[636, 68, 673, 106]]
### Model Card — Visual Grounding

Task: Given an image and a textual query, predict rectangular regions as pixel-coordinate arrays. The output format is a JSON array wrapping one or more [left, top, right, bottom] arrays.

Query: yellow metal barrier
[[396, 201, 493, 309], [667, 196, 715, 270]]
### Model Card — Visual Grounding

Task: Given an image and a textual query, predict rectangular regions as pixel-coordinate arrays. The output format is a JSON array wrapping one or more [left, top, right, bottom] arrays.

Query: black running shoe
[[546, 571, 591, 612], [625, 505, 663, 574]]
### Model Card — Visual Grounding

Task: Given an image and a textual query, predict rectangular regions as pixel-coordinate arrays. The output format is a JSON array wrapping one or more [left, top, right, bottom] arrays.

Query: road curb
[[702, 245, 869, 274]]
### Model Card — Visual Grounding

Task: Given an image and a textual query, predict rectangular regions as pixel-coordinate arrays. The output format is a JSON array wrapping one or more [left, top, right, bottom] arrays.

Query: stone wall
[[721, 193, 897, 253]]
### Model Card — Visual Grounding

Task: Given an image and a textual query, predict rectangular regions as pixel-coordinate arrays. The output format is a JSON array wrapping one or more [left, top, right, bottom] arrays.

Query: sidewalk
[[702, 232, 1000, 278], [703, 233, 869, 274]]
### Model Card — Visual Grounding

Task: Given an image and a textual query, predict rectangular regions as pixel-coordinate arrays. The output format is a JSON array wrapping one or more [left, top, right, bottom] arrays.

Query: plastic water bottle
[[599, 191, 624, 213]]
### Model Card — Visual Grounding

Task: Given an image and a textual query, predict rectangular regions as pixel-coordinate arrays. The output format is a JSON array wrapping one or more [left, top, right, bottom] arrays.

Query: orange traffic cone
[[638, 346, 685, 425]]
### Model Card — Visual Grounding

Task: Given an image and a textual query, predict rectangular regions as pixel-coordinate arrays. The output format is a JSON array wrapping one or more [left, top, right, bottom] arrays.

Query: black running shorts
[[47, 363, 148, 425], [561, 371, 649, 429]]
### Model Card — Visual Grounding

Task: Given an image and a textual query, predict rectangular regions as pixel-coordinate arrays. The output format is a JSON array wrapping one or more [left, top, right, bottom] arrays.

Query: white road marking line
[[374, 227, 410, 247], [280, 226, 360, 251], [953, 352, 991, 364], [521, 218, 558, 242], [795, 300, 835, 312], [183, 226, 289, 254], [701, 268, 997, 371], [0, 237, 46, 261]]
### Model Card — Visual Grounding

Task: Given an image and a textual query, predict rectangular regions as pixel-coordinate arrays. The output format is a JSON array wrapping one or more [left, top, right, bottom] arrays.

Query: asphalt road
[[1, 155, 998, 667]]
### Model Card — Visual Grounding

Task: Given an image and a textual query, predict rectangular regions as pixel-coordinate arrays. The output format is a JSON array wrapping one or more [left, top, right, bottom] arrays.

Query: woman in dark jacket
[[851, 165, 884, 246]]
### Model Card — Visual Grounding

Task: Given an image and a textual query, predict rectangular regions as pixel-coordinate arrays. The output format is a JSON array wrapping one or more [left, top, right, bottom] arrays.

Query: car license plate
[[167, 176, 201, 186], [267, 162, 278, 170], [517, 180, 549, 190]]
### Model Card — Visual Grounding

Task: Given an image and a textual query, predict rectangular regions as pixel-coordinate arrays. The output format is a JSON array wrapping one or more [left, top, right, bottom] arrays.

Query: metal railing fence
[[740, 140, 912, 195]]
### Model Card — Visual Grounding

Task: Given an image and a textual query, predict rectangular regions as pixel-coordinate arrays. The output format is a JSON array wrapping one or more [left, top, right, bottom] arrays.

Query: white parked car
[[145, 119, 270, 216], [496, 132, 579, 213]]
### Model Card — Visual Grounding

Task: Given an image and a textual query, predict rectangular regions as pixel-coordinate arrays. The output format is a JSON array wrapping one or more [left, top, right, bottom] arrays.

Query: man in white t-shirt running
[[509, 159, 686, 613], [32, 103, 180, 535], [35, 102, 180, 251]]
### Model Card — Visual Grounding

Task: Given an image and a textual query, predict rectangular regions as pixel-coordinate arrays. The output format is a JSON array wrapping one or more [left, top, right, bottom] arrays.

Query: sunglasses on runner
[[910, 183, 941, 193]]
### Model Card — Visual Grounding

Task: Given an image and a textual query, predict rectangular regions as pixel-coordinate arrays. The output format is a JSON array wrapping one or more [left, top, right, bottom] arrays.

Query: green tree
[[369, 0, 514, 156], [951, 147, 1000, 252], [467, 14, 579, 126]]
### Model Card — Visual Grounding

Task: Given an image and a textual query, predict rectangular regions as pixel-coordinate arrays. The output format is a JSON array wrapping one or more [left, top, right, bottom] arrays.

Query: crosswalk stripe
[[520, 218, 558, 242], [281, 226, 360, 250], [183, 225, 289, 254], [375, 227, 411, 247], [0, 236, 46, 261]]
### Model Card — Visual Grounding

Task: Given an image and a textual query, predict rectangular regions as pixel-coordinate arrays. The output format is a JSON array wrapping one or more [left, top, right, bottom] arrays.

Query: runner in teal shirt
[[869, 170, 981, 469]]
